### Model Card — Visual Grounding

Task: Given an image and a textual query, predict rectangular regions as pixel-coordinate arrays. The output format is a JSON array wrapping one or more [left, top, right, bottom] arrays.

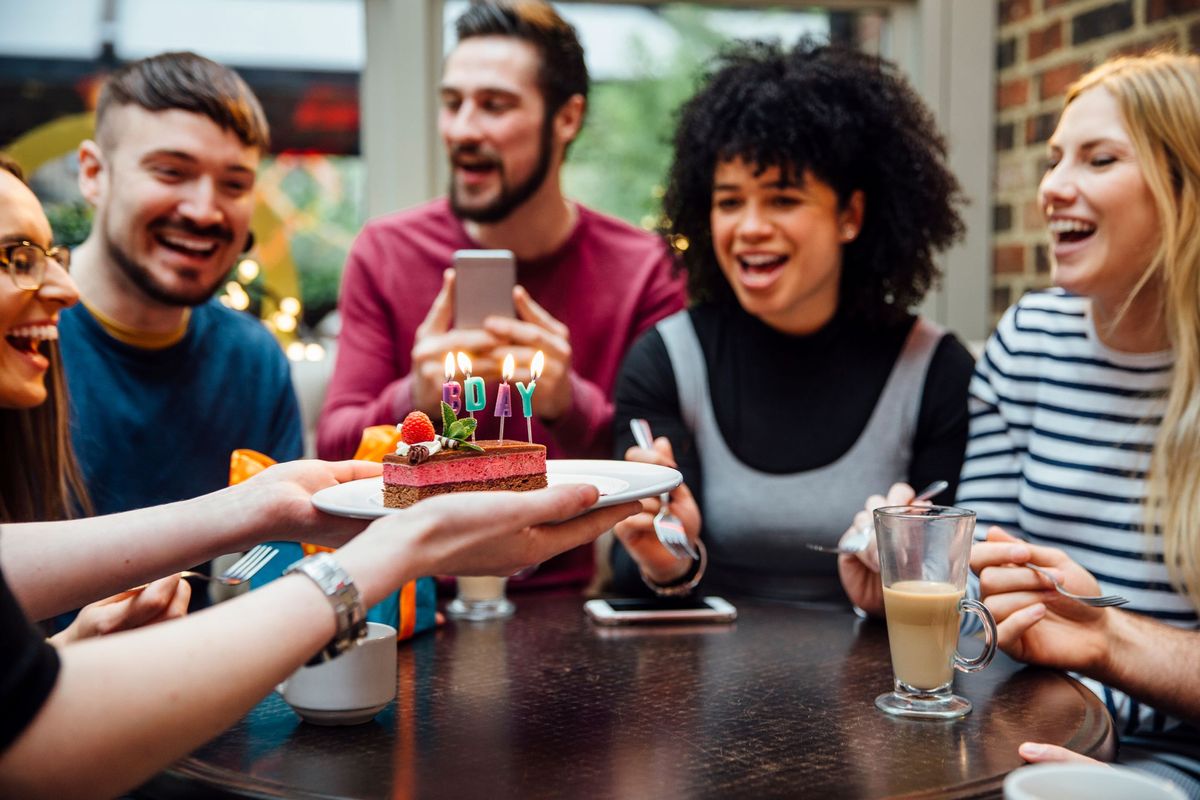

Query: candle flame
[[456, 351, 472, 374], [530, 350, 545, 381], [502, 353, 515, 382], [444, 352, 456, 380]]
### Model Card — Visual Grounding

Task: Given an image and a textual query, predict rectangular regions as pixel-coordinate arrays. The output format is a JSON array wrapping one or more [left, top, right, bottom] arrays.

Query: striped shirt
[[958, 289, 1197, 733]]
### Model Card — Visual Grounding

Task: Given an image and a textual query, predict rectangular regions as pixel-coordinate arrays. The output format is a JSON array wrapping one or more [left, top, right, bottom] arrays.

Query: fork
[[805, 480, 950, 555], [629, 418, 698, 561], [165, 545, 279, 588], [1025, 563, 1129, 608]]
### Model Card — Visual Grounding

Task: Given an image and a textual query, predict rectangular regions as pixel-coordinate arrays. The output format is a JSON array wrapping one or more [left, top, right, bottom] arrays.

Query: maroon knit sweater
[[318, 199, 685, 590]]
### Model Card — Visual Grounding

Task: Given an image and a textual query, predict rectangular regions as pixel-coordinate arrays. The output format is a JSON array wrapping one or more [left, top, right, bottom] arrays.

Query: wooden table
[[137, 595, 1113, 800]]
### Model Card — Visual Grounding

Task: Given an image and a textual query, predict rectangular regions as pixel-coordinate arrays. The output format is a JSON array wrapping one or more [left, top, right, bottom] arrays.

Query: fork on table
[[1024, 563, 1129, 608], [629, 418, 698, 561]]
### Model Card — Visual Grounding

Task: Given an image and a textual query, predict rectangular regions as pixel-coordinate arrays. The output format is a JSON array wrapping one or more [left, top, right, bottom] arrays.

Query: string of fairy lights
[[219, 257, 327, 363]]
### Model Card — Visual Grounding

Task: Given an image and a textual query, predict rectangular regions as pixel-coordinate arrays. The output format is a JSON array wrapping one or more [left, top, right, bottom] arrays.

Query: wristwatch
[[284, 552, 368, 665]]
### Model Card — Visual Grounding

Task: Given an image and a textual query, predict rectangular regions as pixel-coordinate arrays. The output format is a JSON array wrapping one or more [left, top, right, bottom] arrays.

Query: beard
[[449, 114, 555, 224], [105, 218, 232, 308]]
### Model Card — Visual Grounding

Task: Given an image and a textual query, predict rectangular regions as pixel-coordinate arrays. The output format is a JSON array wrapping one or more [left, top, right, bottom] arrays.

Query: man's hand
[[613, 438, 702, 585], [971, 526, 1113, 673], [49, 575, 191, 645], [410, 269, 501, 414], [837, 482, 915, 616], [482, 286, 573, 420]]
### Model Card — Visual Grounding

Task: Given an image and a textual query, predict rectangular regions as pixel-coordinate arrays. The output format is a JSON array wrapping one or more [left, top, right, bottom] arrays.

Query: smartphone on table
[[584, 596, 737, 625], [453, 249, 516, 328]]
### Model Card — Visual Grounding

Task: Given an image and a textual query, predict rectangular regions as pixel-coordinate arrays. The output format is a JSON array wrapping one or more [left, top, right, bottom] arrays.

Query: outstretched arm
[[0, 485, 638, 800], [1, 460, 381, 620]]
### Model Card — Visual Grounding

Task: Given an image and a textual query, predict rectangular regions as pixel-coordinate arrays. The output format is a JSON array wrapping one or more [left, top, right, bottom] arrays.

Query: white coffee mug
[[276, 621, 397, 726], [1004, 763, 1188, 800]]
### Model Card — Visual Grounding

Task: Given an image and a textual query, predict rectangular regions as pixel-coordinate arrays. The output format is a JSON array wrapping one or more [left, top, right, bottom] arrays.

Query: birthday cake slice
[[382, 404, 547, 509]]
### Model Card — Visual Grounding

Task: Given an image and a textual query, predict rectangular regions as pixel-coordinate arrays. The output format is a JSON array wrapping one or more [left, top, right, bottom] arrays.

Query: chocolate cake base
[[383, 472, 549, 508]]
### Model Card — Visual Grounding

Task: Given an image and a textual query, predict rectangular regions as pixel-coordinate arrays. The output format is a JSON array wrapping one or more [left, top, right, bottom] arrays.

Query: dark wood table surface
[[136, 595, 1114, 800]]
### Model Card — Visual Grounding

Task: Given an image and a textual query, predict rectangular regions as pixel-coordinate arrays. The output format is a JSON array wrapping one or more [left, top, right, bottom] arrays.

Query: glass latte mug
[[874, 505, 997, 719], [447, 576, 515, 621]]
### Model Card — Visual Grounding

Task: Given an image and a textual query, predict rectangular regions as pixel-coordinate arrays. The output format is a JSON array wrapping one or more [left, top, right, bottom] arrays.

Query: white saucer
[[289, 701, 390, 726], [312, 459, 682, 520]]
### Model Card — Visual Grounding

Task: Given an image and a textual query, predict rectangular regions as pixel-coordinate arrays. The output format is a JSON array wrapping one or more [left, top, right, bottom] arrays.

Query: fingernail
[[1020, 742, 1045, 757]]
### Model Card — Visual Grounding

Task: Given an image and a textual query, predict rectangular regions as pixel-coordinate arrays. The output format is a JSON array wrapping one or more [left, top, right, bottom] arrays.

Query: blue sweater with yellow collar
[[59, 298, 302, 516]]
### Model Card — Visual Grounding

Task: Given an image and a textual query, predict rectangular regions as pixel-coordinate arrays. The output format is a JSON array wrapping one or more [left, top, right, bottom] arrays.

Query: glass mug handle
[[954, 597, 997, 673]]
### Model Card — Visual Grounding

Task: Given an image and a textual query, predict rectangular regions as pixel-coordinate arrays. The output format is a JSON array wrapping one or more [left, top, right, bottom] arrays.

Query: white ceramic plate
[[311, 459, 682, 520]]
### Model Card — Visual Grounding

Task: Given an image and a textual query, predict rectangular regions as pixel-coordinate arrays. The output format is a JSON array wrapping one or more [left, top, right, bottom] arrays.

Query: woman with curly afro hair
[[609, 40, 975, 607]]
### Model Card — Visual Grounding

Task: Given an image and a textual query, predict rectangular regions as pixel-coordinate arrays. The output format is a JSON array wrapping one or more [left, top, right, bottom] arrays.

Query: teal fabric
[[251, 542, 438, 638]]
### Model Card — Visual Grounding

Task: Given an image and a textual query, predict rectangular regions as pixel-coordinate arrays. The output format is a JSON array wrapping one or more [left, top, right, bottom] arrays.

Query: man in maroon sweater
[[317, 1, 685, 590]]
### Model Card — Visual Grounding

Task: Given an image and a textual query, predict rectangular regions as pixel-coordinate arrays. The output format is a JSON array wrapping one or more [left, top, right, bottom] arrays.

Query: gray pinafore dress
[[656, 311, 945, 603]]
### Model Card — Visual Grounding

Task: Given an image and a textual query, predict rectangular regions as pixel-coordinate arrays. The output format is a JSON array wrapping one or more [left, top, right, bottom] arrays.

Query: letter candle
[[441, 353, 462, 414], [516, 350, 544, 444], [458, 352, 485, 441], [495, 354, 514, 441]]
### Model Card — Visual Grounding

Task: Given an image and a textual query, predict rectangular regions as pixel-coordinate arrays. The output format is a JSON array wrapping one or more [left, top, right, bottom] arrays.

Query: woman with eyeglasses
[[0, 158, 196, 643], [0, 154, 638, 799]]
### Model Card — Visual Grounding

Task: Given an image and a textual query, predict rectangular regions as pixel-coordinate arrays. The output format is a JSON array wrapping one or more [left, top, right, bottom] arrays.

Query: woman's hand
[[49, 575, 191, 645], [612, 438, 702, 585], [1018, 742, 1107, 766], [339, 485, 640, 602], [837, 482, 915, 616], [235, 459, 384, 548], [970, 527, 1114, 673]]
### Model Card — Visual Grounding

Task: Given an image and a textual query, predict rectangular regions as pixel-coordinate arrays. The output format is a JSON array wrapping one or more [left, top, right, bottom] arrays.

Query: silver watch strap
[[284, 552, 367, 664]]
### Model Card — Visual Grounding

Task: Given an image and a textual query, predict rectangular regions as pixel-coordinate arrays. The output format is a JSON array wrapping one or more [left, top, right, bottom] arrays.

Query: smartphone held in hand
[[584, 596, 737, 625], [453, 249, 516, 328]]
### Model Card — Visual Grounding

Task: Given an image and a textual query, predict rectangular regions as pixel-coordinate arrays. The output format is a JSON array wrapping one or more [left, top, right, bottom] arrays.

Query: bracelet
[[639, 539, 707, 597], [284, 552, 368, 665]]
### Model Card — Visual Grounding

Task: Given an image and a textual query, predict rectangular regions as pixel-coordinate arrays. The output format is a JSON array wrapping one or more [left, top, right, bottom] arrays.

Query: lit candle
[[458, 352, 485, 442], [495, 354, 514, 441], [516, 350, 544, 444], [441, 353, 462, 414]]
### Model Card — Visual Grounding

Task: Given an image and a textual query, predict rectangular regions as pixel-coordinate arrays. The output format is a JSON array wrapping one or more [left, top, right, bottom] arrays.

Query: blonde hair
[[1066, 52, 1200, 611]]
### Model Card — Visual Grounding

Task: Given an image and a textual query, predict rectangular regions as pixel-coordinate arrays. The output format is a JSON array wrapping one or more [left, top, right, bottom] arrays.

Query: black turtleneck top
[[610, 302, 975, 593]]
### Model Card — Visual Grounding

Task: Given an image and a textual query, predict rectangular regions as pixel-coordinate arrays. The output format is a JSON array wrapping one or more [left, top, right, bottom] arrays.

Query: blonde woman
[[965, 53, 1199, 789]]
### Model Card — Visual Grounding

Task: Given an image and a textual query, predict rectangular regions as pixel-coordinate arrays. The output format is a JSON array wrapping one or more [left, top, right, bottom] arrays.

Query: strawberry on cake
[[382, 404, 547, 509]]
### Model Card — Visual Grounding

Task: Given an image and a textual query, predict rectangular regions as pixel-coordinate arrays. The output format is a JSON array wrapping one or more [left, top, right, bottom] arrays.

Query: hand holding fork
[[805, 480, 949, 556], [629, 419, 699, 561]]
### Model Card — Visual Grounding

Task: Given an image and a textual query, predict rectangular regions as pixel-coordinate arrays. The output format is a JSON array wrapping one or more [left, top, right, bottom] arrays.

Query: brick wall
[[991, 0, 1200, 320]]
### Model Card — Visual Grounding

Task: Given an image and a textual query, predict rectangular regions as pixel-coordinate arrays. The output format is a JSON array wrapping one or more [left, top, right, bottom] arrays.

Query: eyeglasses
[[1, 241, 71, 291]]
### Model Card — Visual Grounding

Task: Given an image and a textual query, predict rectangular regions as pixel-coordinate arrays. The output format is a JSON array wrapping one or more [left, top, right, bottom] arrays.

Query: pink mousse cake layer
[[383, 451, 546, 488]]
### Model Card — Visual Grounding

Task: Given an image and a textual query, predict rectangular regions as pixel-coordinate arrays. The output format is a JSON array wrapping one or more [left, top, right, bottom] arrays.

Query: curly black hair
[[662, 39, 965, 324]]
